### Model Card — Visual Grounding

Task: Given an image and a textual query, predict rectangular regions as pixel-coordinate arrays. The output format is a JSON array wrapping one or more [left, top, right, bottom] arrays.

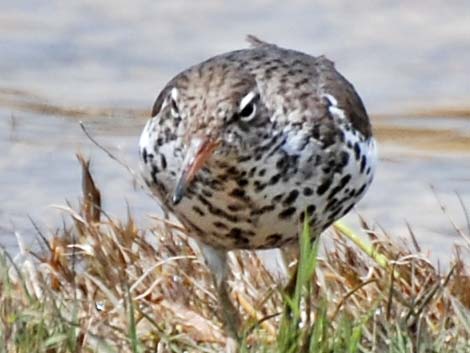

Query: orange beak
[[172, 137, 219, 205]]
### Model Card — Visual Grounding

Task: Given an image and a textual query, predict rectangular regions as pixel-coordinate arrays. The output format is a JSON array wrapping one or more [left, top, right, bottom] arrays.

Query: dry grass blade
[[77, 153, 101, 223], [455, 191, 470, 244], [0, 88, 149, 119], [331, 278, 377, 321], [79, 121, 138, 181], [406, 221, 421, 253], [235, 291, 277, 337]]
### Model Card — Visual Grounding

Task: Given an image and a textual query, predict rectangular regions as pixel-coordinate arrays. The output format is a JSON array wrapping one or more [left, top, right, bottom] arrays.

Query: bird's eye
[[238, 91, 259, 122], [170, 98, 179, 117], [239, 101, 256, 120]]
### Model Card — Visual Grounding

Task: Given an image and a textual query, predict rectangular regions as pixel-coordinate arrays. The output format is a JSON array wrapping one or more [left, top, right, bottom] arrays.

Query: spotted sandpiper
[[139, 35, 376, 346]]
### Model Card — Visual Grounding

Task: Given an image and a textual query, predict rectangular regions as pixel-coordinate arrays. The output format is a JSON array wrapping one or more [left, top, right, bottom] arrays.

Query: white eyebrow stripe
[[322, 93, 345, 120], [322, 93, 338, 106], [329, 105, 346, 119], [239, 91, 257, 111], [171, 87, 179, 101]]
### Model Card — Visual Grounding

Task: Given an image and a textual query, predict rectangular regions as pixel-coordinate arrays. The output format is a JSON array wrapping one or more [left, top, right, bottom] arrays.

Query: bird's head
[[150, 59, 273, 204]]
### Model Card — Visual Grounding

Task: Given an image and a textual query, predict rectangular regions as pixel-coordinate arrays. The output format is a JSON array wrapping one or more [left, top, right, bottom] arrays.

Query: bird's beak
[[172, 137, 219, 205]]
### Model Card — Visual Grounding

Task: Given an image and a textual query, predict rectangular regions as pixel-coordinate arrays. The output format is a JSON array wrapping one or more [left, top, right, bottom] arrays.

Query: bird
[[139, 35, 376, 345]]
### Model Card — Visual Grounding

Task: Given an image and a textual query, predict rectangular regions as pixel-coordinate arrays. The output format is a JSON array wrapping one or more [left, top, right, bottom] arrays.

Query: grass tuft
[[1, 156, 470, 352]]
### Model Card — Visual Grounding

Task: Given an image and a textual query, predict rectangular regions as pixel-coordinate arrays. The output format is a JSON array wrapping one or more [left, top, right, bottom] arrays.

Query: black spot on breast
[[322, 167, 331, 174], [258, 168, 266, 177], [278, 154, 300, 174], [295, 77, 309, 88], [201, 188, 213, 198], [151, 165, 159, 182], [156, 137, 164, 147], [228, 228, 242, 238], [321, 131, 336, 148], [197, 195, 212, 208], [246, 230, 256, 237], [230, 187, 245, 199], [276, 155, 288, 170], [317, 178, 333, 196], [238, 155, 252, 163], [353, 142, 361, 160], [227, 228, 251, 246], [185, 187, 195, 199], [283, 189, 299, 205], [254, 180, 267, 192], [213, 221, 228, 230], [303, 187, 313, 196], [339, 150, 349, 168], [192, 206, 205, 216], [312, 125, 320, 140], [249, 166, 257, 178], [338, 130, 345, 143], [355, 184, 367, 197], [172, 116, 182, 128], [251, 204, 275, 216], [236, 178, 249, 187], [327, 174, 352, 199], [272, 193, 284, 202], [360, 155, 366, 173], [325, 197, 339, 212], [209, 179, 223, 191], [164, 128, 177, 142], [227, 166, 238, 175], [227, 203, 244, 212], [342, 204, 354, 216], [235, 237, 250, 246], [269, 173, 282, 185], [327, 206, 344, 224], [142, 148, 148, 164], [160, 154, 167, 169], [266, 233, 283, 246], [306, 204, 316, 216], [278, 207, 297, 219], [198, 195, 239, 222]]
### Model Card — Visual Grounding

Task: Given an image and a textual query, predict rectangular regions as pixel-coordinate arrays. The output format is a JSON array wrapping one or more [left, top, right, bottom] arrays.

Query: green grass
[[1, 158, 470, 352], [3, 215, 470, 353]]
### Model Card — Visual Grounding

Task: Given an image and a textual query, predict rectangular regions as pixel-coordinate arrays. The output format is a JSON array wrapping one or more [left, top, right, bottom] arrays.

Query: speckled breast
[[139, 118, 376, 250]]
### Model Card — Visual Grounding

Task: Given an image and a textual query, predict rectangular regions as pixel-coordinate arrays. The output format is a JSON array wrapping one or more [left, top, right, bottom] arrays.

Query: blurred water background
[[1, 0, 469, 263]]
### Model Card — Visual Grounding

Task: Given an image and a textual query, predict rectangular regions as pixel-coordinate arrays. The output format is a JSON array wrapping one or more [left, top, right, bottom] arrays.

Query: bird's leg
[[281, 243, 300, 293], [198, 243, 241, 348], [255, 248, 290, 285]]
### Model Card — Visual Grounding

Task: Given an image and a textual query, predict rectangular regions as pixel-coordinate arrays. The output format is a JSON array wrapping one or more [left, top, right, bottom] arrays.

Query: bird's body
[[139, 38, 376, 251], [139, 37, 376, 348]]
